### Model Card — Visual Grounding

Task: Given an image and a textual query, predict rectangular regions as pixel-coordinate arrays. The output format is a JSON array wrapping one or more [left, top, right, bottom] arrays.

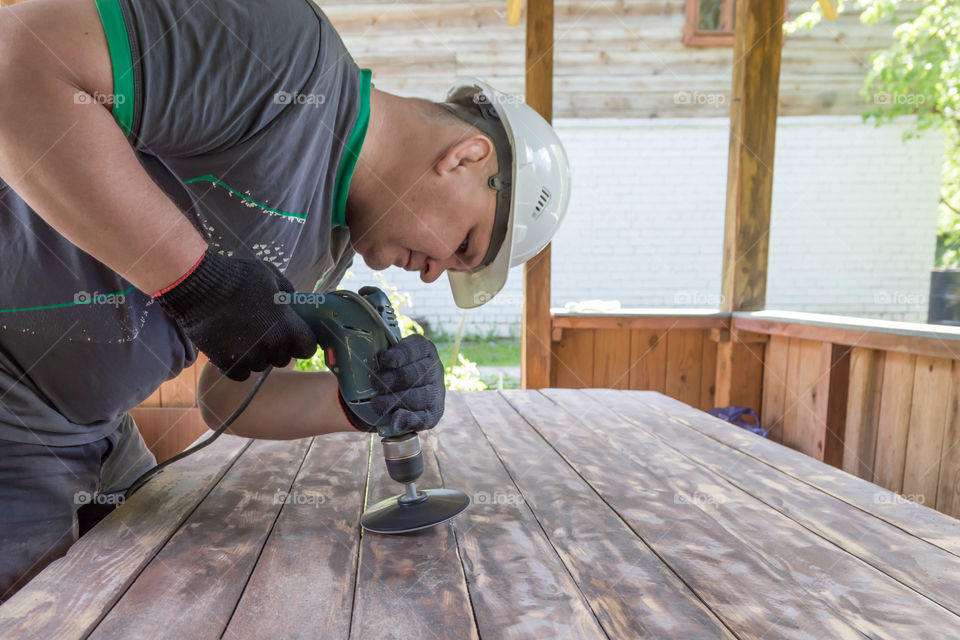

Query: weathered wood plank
[[936, 362, 960, 517], [462, 391, 736, 639], [699, 333, 718, 410], [627, 328, 667, 392], [591, 328, 631, 389], [586, 389, 960, 622], [433, 392, 608, 639], [633, 391, 960, 557], [550, 328, 594, 388], [222, 433, 369, 640], [87, 439, 311, 640], [902, 356, 953, 505], [500, 390, 872, 639], [0, 434, 250, 640], [936, 360, 960, 518], [817, 343, 851, 469], [761, 334, 790, 442], [782, 338, 821, 457], [842, 347, 884, 479], [873, 351, 916, 492], [349, 428, 477, 640], [664, 329, 703, 407]]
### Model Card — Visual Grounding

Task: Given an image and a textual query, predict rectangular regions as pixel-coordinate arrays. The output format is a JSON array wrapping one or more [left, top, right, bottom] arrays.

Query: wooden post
[[714, 0, 784, 409], [521, 0, 554, 390]]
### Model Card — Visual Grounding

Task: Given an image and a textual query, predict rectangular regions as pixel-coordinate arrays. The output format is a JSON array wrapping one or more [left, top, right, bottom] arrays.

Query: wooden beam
[[715, 0, 784, 408], [720, 0, 784, 313], [521, 0, 553, 390]]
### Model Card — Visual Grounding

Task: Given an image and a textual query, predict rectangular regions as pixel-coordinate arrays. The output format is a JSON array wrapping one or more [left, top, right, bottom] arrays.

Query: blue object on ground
[[707, 406, 768, 437]]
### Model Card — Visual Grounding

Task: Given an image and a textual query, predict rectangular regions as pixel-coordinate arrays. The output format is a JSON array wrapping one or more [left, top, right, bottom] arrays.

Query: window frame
[[683, 0, 789, 48]]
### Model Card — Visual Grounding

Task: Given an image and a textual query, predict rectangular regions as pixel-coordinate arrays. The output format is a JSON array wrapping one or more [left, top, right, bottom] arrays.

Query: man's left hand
[[368, 333, 446, 433]]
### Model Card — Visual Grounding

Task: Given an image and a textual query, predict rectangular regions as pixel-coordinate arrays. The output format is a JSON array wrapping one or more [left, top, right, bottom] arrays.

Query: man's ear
[[436, 134, 494, 176]]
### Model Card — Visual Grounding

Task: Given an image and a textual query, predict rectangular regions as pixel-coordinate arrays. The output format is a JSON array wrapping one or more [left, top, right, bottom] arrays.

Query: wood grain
[[873, 351, 917, 492], [719, 0, 784, 311], [589, 389, 960, 624], [88, 439, 311, 640], [902, 356, 953, 505], [520, 0, 553, 391], [635, 391, 960, 557], [550, 328, 594, 388], [817, 343, 850, 469], [462, 391, 736, 639], [350, 428, 477, 640], [842, 347, 884, 479], [434, 392, 607, 639], [222, 433, 370, 640], [782, 338, 821, 457], [761, 334, 790, 442], [0, 434, 250, 640], [665, 329, 703, 407], [937, 362, 960, 518], [591, 327, 631, 389], [627, 328, 667, 392], [501, 390, 872, 639]]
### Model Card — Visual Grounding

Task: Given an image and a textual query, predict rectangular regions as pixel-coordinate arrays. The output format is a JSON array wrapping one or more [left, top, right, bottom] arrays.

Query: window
[[683, 0, 788, 47], [684, 0, 737, 47]]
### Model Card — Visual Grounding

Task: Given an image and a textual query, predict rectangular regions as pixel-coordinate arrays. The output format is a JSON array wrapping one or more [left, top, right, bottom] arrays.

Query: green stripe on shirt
[[93, 0, 135, 137], [331, 68, 372, 229]]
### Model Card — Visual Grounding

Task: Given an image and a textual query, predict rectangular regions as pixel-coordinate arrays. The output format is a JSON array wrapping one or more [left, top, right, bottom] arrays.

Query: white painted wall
[[344, 116, 944, 335]]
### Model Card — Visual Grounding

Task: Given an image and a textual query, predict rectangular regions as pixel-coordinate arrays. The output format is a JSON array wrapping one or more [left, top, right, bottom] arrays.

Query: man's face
[[351, 185, 496, 283], [349, 132, 499, 283]]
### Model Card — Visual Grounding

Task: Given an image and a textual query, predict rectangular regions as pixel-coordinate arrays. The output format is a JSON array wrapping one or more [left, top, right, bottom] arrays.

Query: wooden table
[[3, 389, 960, 639]]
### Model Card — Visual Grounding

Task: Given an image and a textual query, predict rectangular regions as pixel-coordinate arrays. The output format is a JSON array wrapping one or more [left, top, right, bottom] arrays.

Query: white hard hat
[[441, 80, 571, 309]]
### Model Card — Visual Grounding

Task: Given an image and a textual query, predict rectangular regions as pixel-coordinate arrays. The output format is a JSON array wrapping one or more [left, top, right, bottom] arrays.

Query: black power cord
[[122, 365, 274, 499]]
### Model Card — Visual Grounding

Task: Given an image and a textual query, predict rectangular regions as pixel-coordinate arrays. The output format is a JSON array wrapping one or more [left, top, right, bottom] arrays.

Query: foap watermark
[[873, 92, 925, 106], [874, 492, 925, 506], [674, 291, 725, 307], [474, 490, 524, 506], [74, 490, 125, 506], [74, 290, 126, 307], [674, 91, 726, 108], [874, 290, 927, 306], [275, 292, 326, 307], [673, 491, 725, 507], [273, 490, 327, 507], [274, 91, 327, 107], [473, 92, 525, 108], [73, 90, 125, 107]]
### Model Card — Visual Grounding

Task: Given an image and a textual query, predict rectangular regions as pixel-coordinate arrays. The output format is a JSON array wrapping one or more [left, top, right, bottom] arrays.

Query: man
[[0, 0, 570, 598]]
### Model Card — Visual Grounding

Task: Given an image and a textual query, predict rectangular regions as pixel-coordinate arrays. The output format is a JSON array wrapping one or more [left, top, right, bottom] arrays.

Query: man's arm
[[0, 0, 206, 293], [197, 361, 354, 439]]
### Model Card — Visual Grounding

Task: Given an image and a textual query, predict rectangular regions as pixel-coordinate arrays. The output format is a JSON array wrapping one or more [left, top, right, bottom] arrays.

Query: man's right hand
[[153, 247, 317, 381]]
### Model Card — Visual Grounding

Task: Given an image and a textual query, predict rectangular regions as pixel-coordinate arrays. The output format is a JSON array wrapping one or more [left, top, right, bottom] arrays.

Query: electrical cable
[[122, 365, 274, 499]]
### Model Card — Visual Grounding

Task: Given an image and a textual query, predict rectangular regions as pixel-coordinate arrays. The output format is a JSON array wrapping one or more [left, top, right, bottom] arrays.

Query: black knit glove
[[153, 247, 317, 381], [354, 334, 446, 434]]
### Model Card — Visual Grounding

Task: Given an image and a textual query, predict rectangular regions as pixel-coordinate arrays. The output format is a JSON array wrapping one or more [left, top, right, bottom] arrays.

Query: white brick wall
[[343, 116, 944, 334]]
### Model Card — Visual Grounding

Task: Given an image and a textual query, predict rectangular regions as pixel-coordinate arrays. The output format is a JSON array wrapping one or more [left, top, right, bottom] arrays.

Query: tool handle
[[291, 288, 405, 434]]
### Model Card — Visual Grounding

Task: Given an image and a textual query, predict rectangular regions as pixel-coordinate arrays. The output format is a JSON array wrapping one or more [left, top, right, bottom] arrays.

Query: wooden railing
[[551, 309, 960, 520], [131, 354, 209, 463]]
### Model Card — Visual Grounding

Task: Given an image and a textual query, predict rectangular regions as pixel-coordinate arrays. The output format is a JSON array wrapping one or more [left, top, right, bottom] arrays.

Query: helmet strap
[[440, 98, 513, 269]]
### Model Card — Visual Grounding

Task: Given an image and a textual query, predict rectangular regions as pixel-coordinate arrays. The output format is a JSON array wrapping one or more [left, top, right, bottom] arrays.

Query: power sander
[[123, 286, 470, 535], [289, 287, 471, 534]]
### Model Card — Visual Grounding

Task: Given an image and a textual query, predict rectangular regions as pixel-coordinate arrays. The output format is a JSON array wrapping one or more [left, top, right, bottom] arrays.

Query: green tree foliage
[[789, 1, 959, 265]]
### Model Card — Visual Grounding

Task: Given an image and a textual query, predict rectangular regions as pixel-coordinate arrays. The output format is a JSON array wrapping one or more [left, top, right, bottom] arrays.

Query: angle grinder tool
[[123, 286, 469, 535], [290, 286, 471, 534]]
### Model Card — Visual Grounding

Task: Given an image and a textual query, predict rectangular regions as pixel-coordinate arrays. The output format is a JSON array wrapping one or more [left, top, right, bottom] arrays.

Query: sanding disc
[[361, 489, 471, 534]]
